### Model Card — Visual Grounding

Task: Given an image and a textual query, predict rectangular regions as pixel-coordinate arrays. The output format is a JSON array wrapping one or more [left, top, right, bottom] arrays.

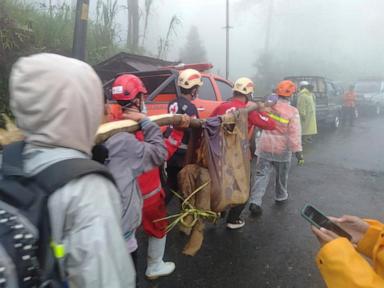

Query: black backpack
[[0, 142, 115, 288]]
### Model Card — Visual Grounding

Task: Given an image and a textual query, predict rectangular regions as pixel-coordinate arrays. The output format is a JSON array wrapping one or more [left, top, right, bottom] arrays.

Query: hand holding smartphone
[[301, 204, 352, 241]]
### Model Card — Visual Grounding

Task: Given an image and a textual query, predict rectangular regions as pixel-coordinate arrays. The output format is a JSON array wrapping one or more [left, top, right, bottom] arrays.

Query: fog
[[34, 0, 384, 93], [116, 0, 384, 93]]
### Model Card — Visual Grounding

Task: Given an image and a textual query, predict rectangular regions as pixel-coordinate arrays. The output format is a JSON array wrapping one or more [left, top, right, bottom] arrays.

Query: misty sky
[[37, 0, 384, 84], [112, 0, 384, 82]]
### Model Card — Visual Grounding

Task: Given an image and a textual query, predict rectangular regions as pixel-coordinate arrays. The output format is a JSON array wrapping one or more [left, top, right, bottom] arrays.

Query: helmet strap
[[190, 87, 199, 100]]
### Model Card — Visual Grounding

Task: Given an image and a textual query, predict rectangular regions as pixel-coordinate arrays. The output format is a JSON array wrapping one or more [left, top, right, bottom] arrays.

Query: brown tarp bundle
[[178, 109, 250, 256]]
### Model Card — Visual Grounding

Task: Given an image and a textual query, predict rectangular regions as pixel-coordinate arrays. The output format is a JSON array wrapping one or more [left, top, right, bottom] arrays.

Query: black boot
[[249, 203, 262, 216]]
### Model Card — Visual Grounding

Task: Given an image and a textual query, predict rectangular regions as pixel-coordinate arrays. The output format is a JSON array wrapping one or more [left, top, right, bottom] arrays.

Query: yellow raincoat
[[297, 88, 317, 136], [317, 219, 384, 287]]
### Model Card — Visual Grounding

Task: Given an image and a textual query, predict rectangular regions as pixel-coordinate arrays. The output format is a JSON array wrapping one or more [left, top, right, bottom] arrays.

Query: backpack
[[0, 141, 115, 288]]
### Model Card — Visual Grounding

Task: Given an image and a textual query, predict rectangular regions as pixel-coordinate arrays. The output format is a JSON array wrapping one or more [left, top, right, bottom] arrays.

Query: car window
[[198, 77, 216, 101], [317, 79, 326, 94], [216, 80, 233, 100], [326, 82, 336, 97], [355, 81, 381, 94]]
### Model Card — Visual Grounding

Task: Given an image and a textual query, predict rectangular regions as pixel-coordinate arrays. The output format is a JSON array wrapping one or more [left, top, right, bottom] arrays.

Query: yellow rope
[[154, 181, 218, 233]]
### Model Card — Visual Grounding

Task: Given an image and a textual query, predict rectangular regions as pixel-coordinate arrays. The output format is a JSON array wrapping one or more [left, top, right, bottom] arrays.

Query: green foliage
[[87, 0, 120, 64], [0, 0, 125, 115]]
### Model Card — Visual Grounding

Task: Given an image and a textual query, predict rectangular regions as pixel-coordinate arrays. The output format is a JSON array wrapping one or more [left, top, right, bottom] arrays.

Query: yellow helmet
[[233, 77, 255, 95], [178, 69, 203, 89]]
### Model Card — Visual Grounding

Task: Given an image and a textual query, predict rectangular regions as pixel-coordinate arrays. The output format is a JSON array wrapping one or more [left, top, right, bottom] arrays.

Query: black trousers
[[131, 250, 139, 285], [226, 203, 246, 223], [342, 106, 355, 126], [165, 166, 181, 204]]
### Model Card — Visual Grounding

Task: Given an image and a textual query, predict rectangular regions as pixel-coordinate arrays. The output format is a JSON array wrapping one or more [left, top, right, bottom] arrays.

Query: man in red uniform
[[135, 116, 189, 279], [210, 77, 276, 229], [107, 74, 190, 280]]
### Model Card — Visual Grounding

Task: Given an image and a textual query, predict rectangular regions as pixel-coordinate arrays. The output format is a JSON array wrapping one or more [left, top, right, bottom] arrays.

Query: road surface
[[137, 116, 384, 288]]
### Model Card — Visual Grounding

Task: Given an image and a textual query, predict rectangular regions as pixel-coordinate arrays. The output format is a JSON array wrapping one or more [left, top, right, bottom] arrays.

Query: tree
[[141, 0, 154, 47], [157, 15, 181, 59], [180, 26, 207, 64], [127, 0, 139, 52]]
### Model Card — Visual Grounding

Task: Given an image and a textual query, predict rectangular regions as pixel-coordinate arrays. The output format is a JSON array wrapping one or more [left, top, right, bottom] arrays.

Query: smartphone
[[301, 204, 352, 241]]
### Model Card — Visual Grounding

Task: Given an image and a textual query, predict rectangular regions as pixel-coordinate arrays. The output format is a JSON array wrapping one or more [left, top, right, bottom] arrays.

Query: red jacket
[[136, 129, 184, 205], [135, 129, 183, 238], [210, 98, 276, 130]]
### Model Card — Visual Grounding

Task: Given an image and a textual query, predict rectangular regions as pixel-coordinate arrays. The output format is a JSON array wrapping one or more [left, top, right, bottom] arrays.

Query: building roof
[[93, 52, 180, 83]]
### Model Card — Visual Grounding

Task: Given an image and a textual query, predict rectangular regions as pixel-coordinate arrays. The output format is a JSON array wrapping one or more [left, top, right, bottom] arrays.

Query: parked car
[[354, 79, 384, 116], [104, 67, 233, 119], [284, 76, 343, 129]]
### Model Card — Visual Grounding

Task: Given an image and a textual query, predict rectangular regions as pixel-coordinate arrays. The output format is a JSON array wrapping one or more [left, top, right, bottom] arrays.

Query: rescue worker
[[136, 114, 191, 279], [311, 215, 384, 287], [210, 77, 276, 229], [342, 85, 357, 126], [249, 80, 304, 216], [105, 74, 168, 273], [9, 53, 135, 287], [297, 81, 317, 143], [166, 69, 201, 203]]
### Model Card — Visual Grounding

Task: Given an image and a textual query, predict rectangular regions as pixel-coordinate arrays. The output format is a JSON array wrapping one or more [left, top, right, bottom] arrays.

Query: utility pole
[[72, 0, 89, 60], [264, 0, 274, 53], [224, 0, 232, 80]]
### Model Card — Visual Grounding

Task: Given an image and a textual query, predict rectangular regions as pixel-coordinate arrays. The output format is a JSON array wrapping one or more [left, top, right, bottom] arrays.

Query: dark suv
[[284, 76, 343, 129]]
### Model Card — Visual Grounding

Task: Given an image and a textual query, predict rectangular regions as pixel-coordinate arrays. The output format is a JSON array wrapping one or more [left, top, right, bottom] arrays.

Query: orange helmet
[[275, 80, 296, 97], [111, 74, 147, 101]]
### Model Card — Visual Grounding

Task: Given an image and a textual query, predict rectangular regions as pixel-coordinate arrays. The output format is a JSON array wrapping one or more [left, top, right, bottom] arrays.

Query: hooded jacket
[[316, 219, 384, 287], [9, 53, 135, 288], [103, 118, 167, 250], [297, 88, 317, 136]]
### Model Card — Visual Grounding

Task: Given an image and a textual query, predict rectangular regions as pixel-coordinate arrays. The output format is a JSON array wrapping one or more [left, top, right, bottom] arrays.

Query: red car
[[105, 65, 233, 119]]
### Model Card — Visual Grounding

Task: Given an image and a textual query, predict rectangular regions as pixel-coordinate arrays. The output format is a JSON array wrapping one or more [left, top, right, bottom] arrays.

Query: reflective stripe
[[268, 113, 290, 124], [50, 241, 65, 259], [178, 143, 188, 150], [168, 136, 178, 146], [143, 186, 162, 200]]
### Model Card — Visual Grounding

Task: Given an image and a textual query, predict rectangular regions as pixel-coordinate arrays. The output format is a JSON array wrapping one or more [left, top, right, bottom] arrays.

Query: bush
[[0, 0, 123, 119]]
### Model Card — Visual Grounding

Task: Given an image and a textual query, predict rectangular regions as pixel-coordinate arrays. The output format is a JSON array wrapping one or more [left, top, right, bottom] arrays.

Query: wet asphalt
[[136, 115, 384, 288]]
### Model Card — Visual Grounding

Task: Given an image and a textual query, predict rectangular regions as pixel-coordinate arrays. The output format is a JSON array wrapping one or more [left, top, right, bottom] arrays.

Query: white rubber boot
[[145, 236, 175, 280]]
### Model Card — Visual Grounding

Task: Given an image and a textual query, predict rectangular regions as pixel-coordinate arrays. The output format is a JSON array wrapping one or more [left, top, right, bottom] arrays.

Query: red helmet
[[111, 74, 147, 101]]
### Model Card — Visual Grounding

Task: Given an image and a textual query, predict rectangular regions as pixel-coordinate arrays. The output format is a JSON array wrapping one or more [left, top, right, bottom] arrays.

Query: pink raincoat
[[256, 98, 302, 162]]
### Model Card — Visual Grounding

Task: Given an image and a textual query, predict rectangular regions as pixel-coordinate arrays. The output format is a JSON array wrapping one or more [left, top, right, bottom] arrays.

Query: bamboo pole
[[95, 102, 264, 144]]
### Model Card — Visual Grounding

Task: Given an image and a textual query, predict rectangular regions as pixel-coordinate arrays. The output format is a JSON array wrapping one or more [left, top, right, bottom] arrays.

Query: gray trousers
[[249, 157, 290, 206]]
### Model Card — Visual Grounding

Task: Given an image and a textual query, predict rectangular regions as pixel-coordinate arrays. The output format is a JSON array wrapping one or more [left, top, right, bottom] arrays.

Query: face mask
[[141, 101, 147, 115]]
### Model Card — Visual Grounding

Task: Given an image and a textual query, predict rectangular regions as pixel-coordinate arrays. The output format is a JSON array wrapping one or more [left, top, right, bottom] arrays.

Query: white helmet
[[178, 69, 203, 89], [299, 80, 310, 88], [233, 77, 255, 95]]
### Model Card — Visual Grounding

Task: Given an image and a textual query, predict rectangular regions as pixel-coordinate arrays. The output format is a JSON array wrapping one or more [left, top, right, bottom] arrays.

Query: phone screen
[[301, 204, 352, 240]]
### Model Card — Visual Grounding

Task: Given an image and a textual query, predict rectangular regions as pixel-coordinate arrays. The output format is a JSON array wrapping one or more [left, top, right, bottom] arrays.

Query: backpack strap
[[1, 141, 26, 177], [32, 158, 115, 285], [34, 158, 115, 194]]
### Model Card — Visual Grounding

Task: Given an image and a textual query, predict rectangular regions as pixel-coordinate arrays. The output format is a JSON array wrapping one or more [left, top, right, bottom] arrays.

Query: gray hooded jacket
[[104, 119, 167, 241], [9, 53, 135, 288]]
